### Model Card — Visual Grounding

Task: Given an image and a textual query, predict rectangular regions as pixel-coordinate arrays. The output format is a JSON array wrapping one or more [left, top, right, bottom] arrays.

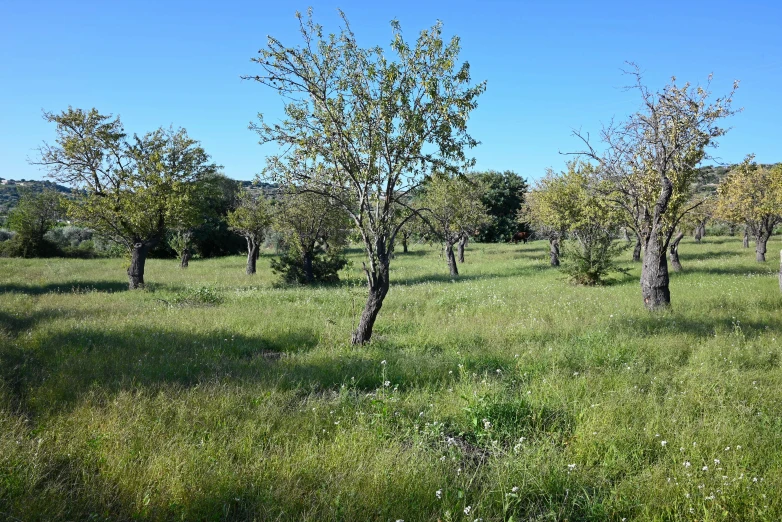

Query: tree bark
[[632, 235, 642, 262], [743, 227, 749, 248], [729, 224, 736, 236], [446, 242, 459, 277], [457, 234, 468, 263], [641, 235, 671, 310], [549, 236, 560, 267], [180, 248, 191, 268], [622, 227, 630, 242], [246, 238, 258, 275], [303, 251, 314, 283], [756, 233, 769, 262], [128, 242, 151, 289], [669, 231, 684, 272], [694, 226, 702, 243], [351, 249, 391, 345], [779, 250, 782, 293], [402, 236, 408, 253]]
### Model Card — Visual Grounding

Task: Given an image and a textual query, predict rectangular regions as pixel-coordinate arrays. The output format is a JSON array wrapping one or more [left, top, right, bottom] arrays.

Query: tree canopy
[[247, 10, 485, 343]]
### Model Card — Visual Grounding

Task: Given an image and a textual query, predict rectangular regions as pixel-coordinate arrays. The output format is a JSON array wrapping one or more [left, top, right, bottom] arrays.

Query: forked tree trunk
[[128, 242, 151, 289], [246, 238, 259, 275], [669, 231, 684, 272], [632, 235, 642, 262], [549, 236, 560, 267], [446, 242, 459, 277], [743, 227, 749, 248], [180, 248, 191, 268], [457, 234, 468, 263], [303, 251, 314, 283], [351, 249, 391, 345], [641, 234, 671, 310]]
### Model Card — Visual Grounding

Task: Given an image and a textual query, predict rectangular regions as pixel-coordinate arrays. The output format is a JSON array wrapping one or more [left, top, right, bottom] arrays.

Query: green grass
[[1, 237, 781, 521]]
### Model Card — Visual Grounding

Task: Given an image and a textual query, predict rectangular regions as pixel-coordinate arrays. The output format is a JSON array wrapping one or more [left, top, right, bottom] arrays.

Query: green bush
[[270, 248, 348, 285]]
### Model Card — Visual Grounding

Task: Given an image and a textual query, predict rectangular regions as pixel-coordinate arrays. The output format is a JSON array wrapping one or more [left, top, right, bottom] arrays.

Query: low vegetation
[[2, 237, 781, 521]]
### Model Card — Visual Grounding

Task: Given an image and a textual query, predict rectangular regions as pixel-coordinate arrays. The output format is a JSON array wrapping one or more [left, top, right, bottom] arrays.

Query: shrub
[[270, 248, 348, 285], [171, 285, 224, 306]]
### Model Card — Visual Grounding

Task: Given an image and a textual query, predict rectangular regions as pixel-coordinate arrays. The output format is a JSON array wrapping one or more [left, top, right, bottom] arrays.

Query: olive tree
[[35, 108, 218, 288], [715, 157, 782, 262], [418, 174, 489, 277], [573, 66, 738, 309], [246, 10, 485, 344], [226, 189, 272, 275]]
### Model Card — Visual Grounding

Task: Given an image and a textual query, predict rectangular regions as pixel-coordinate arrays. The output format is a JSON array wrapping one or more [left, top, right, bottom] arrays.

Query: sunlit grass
[[1, 237, 781, 520]]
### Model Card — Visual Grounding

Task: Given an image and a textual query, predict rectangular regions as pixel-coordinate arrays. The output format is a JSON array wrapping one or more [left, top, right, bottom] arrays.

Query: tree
[[190, 172, 244, 258], [522, 168, 582, 267], [715, 157, 782, 262], [35, 108, 218, 288], [167, 230, 193, 268], [524, 161, 625, 284], [247, 10, 485, 344], [418, 174, 489, 277], [6, 188, 62, 257], [470, 170, 528, 242], [574, 66, 738, 309], [271, 188, 350, 284], [226, 189, 272, 274]]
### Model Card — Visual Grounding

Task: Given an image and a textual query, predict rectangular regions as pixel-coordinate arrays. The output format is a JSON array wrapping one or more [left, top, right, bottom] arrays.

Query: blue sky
[[1, 0, 780, 183]]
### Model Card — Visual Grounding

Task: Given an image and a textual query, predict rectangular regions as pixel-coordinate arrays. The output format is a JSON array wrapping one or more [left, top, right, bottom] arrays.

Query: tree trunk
[[694, 226, 702, 243], [699, 222, 707, 238], [180, 248, 191, 268], [457, 234, 468, 263], [351, 252, 391, 345], [549, 236, 560, 267], [402, 236, 408, 253], [669, 231, 684, 272], [128, 242, 150, 289], [743, 227, 749, 248], [756, 233, 769, 262], [641, 234, 671, 310], [632, 235, 642, 262], [303, 251, 314, 283], [729, 224, 736, 236], [246, 238, 258, 275], [622, 227, 630, 242], [446, 242, 459, 277]]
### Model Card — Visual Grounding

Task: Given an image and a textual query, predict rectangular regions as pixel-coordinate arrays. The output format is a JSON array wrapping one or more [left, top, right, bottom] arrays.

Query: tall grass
[[1, 237, 781, 521]]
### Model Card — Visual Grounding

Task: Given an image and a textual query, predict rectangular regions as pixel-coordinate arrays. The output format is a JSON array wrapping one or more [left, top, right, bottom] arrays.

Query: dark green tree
[[6, 188, 62, 257], [470, 170, 528, 242]]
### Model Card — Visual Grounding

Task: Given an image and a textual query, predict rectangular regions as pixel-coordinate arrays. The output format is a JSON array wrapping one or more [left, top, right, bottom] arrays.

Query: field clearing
[[2, 237, 782, 521]]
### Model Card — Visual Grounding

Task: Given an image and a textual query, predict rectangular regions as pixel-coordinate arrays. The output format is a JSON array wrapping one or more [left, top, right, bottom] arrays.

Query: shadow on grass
[[0, 325, 320, 416], [0, 281, 129, 295]]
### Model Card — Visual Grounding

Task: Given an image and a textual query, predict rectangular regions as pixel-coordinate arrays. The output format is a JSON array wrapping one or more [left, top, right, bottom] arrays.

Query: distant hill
[[0, 179, 73, 224]]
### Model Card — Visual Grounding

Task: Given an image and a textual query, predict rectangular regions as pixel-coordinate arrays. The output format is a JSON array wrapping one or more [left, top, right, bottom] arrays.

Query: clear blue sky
[[1, 0, 780, 183]]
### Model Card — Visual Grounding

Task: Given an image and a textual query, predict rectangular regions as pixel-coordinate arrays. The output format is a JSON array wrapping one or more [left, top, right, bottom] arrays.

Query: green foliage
[[270, 189, 351, 284], [716, 157, 782, 236], [226, 189, 271, 245], [418, 174, 490, 245], [36, 107, 218, 252], [270, 247, 348, 285], [526, 161, 626, 284], [470, 170, 528, 242], [6, 188, 63, 257]]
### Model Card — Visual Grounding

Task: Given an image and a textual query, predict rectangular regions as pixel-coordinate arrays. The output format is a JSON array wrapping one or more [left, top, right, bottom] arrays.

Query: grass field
[[2, 237, 782, 521]]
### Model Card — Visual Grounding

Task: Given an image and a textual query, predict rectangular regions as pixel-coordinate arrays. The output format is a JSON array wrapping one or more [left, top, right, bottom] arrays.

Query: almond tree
[[246, 10, 485, 344], [35, 108, 218, 288], [227, 188, 272, 275], [573, 66, 738, 309], [715, 157, 782, 262], [417, 174, 489, 278]]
